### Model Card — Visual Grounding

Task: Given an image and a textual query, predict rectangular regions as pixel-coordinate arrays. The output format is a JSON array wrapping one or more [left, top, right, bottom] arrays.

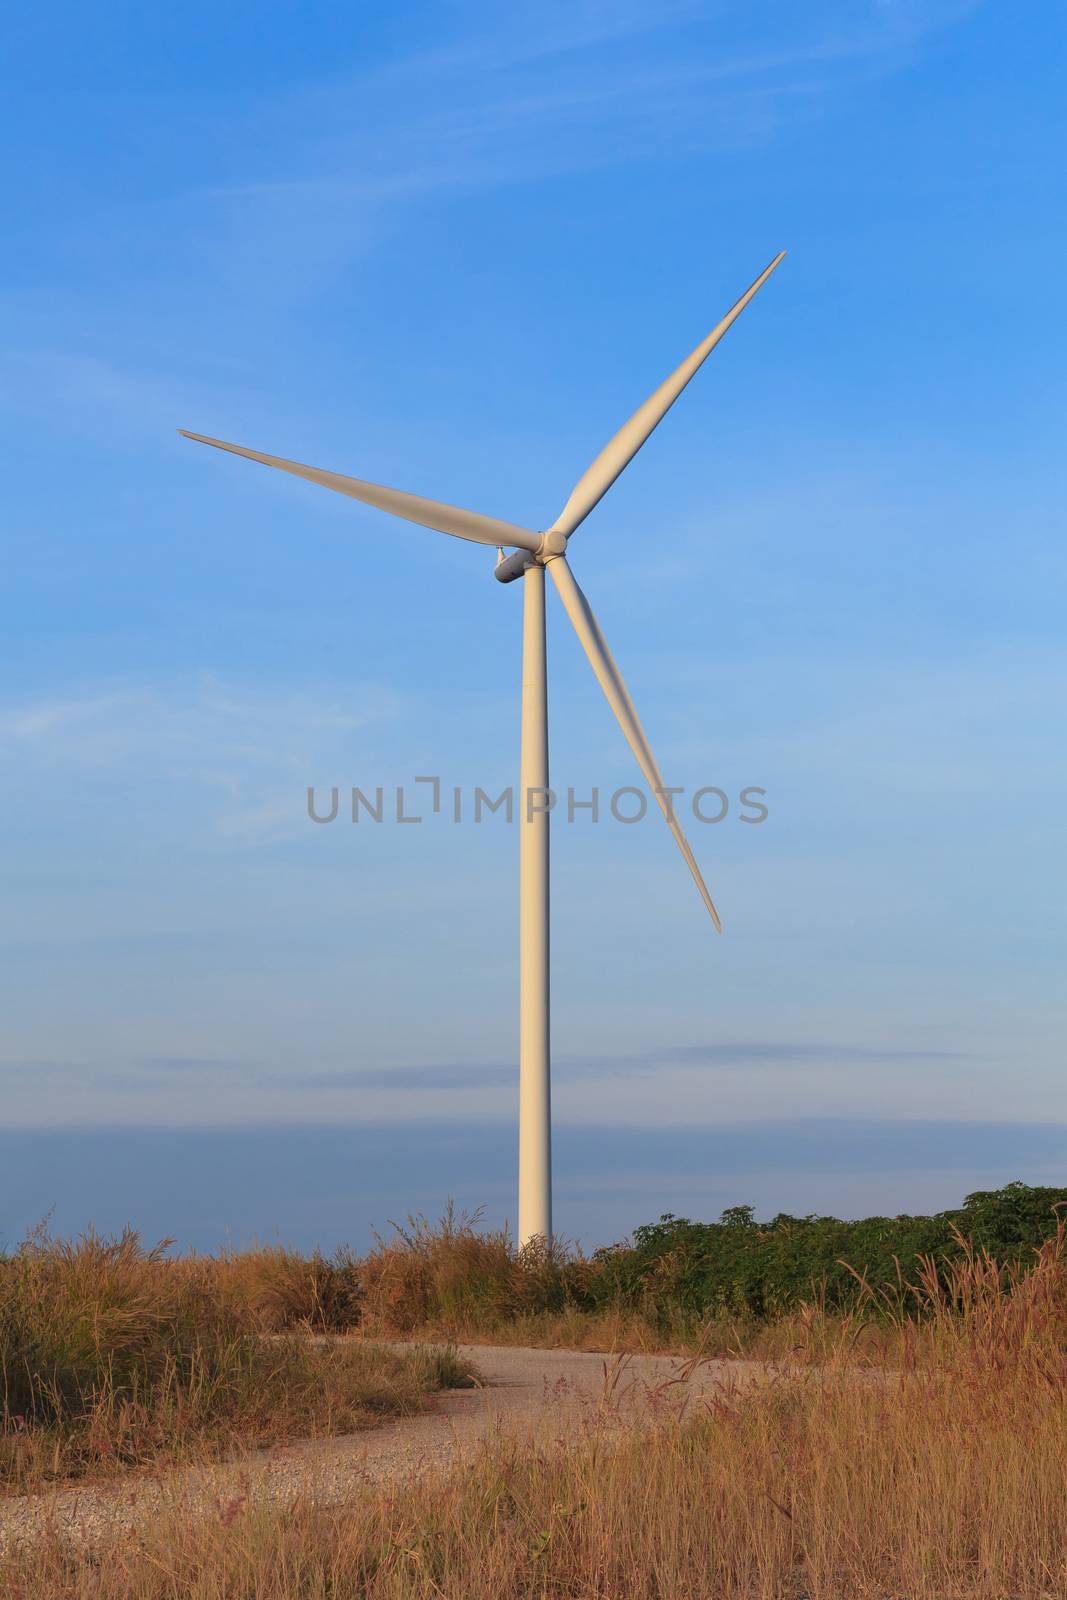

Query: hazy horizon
[[2, 1118, 1063, 1256]]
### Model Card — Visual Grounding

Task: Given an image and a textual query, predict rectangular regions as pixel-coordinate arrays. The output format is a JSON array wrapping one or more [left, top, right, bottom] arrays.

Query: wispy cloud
[[0, 351, 195, 441], [1, 0, 989, 423], [178, 0, 986, 308], [139, 1056, 251, 1073], [0, 676, 403, 841]]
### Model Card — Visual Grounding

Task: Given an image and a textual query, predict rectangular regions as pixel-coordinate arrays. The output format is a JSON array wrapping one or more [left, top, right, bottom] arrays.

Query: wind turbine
[[180, 251, 784, 1247]]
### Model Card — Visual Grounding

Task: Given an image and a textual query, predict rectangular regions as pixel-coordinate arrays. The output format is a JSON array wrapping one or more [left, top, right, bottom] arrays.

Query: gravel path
[[0, 1343, 758, 1551]]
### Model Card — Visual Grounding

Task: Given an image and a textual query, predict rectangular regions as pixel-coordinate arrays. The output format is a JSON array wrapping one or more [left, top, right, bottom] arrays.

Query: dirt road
[[0, 1343, 757, 1550]]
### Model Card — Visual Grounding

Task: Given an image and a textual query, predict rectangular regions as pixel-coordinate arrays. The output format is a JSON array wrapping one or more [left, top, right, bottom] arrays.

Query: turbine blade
[[178, 431, 543, 554], [550, 252, 785, 538], [548, 556, 722, 932]]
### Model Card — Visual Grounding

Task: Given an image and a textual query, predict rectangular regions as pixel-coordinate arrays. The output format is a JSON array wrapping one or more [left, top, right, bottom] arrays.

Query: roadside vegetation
[[7, 1218, 1067, 1598], [0, 1226, 469, 1492], [2, 1181, 1063, 1498], [353, 1179, 1067, 1351]]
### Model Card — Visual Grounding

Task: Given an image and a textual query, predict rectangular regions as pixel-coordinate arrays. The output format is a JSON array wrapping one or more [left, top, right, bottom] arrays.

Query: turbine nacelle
[[494, 548, 533, 583]]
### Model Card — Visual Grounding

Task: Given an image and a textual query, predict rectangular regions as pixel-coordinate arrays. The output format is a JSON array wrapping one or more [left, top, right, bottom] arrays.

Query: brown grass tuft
[[358, 1205, 586, 1336]]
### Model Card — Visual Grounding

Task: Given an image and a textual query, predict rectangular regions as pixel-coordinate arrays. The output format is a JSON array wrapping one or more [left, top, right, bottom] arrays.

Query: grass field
[[0, 1226, 470, 1492], [5, 1223, 1066, 1597]]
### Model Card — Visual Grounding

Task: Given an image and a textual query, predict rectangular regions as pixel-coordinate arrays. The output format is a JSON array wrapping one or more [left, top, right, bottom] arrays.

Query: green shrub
[[586, 1181, 1067, 1318]]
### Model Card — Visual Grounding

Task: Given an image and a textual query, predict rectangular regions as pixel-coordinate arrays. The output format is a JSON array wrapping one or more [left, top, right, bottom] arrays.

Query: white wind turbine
[[180, 251, 784, 1246]]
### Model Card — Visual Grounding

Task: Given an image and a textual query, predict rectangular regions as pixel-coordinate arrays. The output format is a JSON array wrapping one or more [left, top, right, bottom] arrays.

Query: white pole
[[518, 560, 551, 1247]]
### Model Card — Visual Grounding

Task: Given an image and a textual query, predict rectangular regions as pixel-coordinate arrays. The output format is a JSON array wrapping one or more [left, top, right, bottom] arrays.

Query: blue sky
[[2, 0, 1065, 1251]]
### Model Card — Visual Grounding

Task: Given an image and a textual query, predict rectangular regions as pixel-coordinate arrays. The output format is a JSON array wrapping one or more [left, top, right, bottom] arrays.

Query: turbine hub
[[537, 529, 568, 561], [494, 529, 568, 583]]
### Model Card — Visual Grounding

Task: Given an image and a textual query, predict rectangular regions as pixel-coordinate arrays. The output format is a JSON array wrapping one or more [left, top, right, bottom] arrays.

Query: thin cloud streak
[[0, 1038, 972, 1099], [175, 1, 986, 310]]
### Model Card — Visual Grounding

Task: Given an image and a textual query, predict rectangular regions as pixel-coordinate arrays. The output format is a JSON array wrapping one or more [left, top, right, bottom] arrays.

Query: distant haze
[[2, 1120, 1064, 1255]]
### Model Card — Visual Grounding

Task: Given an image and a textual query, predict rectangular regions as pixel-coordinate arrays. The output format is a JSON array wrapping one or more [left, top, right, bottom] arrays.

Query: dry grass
[[0, 1227, 470, 1492], [425, 1300, 891, 1362], [5, 1227, 1067, 1597], [358, 1208, 580, 1334], [184, 1242, 362, 1334]]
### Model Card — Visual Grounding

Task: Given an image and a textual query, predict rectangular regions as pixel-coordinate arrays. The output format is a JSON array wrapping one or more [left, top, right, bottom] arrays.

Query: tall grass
[[191, 1241, 362, 1333], [8, 1225, 1067, 1597], [358, 1206, 591, 1334], [0, 1227, 468, 1491]]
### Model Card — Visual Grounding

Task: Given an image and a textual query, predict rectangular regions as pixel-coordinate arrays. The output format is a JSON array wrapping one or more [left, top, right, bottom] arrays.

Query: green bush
[[586, 1181, 1067, 1319]]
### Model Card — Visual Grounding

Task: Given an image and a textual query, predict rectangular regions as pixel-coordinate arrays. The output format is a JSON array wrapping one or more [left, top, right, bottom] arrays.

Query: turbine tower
[[180, 252, 784, 1247]]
